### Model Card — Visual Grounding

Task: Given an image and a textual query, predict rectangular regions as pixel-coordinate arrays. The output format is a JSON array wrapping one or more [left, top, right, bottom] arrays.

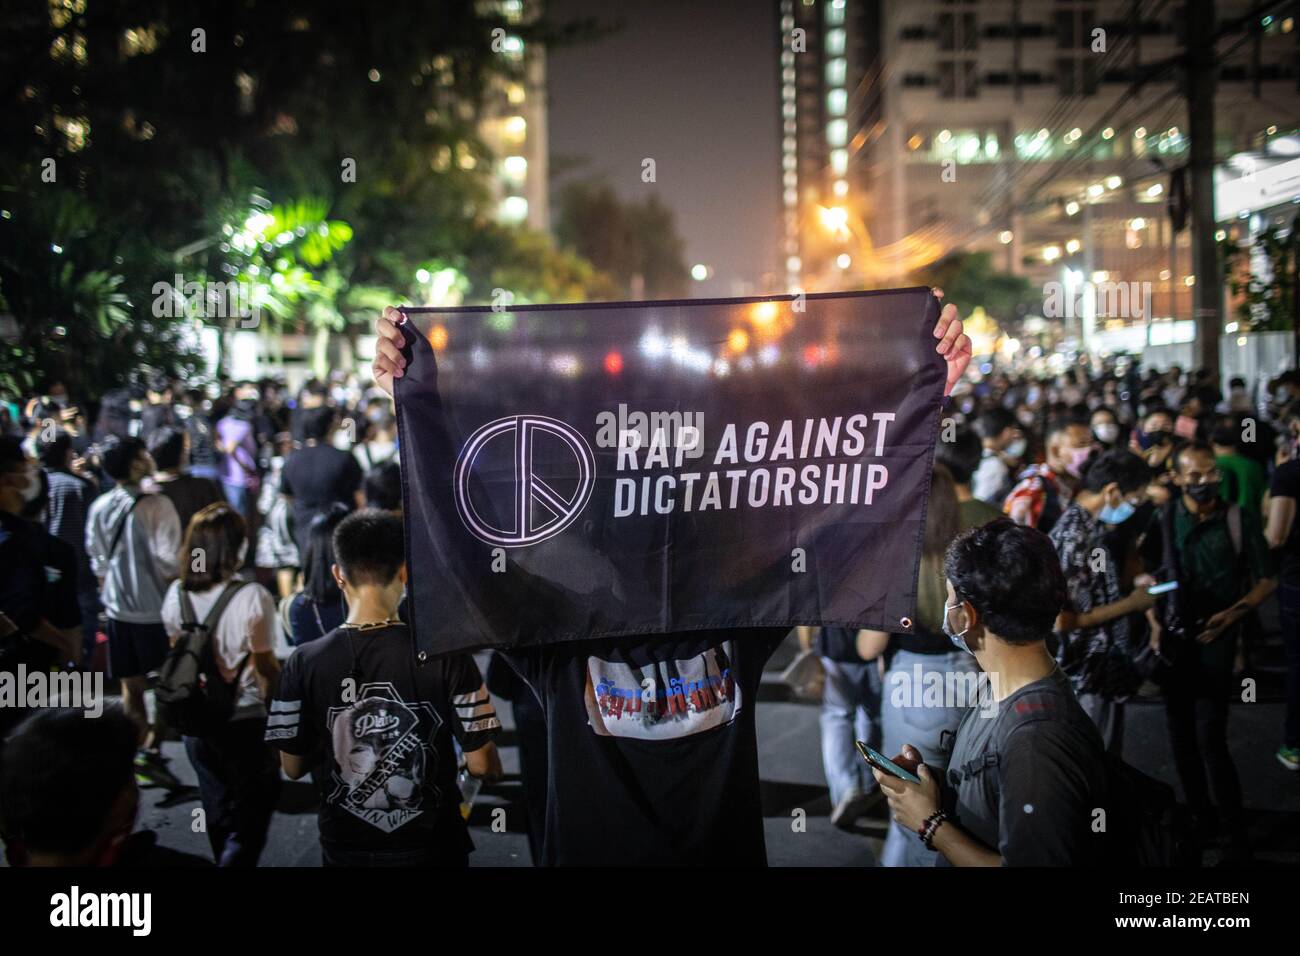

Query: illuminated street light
[[818, 205, 850, 234], [998, 230, 1014, 244], [691, 263, 709, 281]]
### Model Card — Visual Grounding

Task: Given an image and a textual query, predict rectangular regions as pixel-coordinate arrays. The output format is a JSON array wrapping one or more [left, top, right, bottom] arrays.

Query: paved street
[[125, 629, 1300, 868]]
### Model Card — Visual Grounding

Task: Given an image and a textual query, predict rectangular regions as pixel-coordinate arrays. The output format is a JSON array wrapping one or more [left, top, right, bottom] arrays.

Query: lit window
[[827, 119, 847, 147], [502, 155, 527, 183], [830, 149, 848, 175], [826, 58, 846, 85], [499, 196, 528, 224], [827, 88, 847, 115], [826, 0, 846, 27], [826, 29, 846, 56]]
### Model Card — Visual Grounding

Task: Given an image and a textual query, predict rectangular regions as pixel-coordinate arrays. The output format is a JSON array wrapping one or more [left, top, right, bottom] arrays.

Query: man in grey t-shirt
[[873, 518, 1110, 866]]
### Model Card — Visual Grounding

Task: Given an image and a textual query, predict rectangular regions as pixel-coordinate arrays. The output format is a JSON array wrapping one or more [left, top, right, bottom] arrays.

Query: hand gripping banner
[[394, 288, 946, 656]]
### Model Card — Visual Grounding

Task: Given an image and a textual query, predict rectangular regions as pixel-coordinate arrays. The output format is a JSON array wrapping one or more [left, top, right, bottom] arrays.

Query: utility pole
[[1187, 0, 1222, 380]]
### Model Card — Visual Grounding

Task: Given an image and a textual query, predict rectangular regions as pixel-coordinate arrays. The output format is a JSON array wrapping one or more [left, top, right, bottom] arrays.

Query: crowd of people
[[802, 359, 1300, 865], [0, 300, 1296, 868]]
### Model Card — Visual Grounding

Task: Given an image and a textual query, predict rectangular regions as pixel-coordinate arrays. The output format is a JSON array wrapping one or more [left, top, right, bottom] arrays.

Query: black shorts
[[106, 618, 170, 679]]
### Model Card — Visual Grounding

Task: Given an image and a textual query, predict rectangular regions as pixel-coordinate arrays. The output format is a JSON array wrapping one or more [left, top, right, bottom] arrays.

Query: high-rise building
[[478, 0, 549, 232], [780, 0, 1296, 352], [778, 0, 882, 292]]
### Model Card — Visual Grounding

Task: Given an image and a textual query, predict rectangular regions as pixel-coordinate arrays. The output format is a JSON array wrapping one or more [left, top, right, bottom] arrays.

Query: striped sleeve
[[448, 655, 500, 749], [264, 650, 314, 755]]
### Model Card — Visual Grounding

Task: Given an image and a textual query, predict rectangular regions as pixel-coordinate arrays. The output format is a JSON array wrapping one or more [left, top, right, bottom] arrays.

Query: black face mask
[[1185, 481, 1221, 504]]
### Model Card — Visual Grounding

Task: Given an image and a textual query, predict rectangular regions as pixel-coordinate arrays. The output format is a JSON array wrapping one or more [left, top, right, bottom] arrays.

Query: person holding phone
[[871, 519, 1110, 867], [1138, 440, 1276, 863], [1048, 449, 1155, 753]]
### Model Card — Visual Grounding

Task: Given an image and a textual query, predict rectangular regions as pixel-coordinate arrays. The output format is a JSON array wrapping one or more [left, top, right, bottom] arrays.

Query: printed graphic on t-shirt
[[583, 642, 742, 740], [326, 682, 440, 833]]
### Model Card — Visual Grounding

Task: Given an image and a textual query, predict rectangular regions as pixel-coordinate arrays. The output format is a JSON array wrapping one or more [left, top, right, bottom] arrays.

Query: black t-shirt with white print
[[503, 627, 787, 866], [265, 624, 499, 855]]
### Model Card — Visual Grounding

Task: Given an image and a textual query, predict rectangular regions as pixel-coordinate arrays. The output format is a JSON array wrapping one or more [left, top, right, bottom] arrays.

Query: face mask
[[942, 601, 972, 654], [1005, 437, 1028, 459], [1093, 423, 1120, 445], [1185, 481, 1221, 504], [1099, 498, 1136, 525], [1063, 445, 1093, 478], [1016, 411, 1036, 428], [332, 430, 352, 451]]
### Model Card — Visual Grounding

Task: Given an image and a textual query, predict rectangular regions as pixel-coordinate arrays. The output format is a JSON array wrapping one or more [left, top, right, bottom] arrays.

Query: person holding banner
[[371, 293, 971, 865]]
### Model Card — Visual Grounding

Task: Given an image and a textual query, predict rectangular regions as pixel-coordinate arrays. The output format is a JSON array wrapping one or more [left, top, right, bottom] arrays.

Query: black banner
[[394, 288, 945, 656]]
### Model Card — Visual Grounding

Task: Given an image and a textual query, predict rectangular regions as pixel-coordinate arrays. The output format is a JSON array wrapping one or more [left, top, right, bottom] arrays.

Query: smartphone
[[855, 741, 922, 784], [1147, 580, 1179, 596]]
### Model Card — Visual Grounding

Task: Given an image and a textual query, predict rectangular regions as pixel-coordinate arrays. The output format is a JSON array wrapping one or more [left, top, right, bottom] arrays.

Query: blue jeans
[[879, 649, 972, 867], [221, 481, 247, 515], [183, 717, 280, 867], [819, 658, 882, 807]]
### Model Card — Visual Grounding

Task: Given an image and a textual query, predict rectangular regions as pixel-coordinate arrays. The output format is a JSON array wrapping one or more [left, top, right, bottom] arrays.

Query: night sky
[[547, 0, 780, 296]]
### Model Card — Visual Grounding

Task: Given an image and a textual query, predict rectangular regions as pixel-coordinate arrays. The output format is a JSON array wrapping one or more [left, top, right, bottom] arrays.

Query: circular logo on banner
[[454, 415, 595, 547]]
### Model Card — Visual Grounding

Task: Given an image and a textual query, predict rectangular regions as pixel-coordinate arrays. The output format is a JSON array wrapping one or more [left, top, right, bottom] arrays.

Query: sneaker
[[1278, 746, 1300, 771], [134, 750, 181, 790], [830, 788, 883, 830]]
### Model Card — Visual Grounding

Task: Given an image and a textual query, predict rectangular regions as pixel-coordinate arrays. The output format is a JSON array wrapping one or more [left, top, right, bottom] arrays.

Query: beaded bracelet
[[919, 810, 948, 849]]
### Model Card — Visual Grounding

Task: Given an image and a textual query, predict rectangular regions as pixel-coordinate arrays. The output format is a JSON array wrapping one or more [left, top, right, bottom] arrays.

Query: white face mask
[[1093, 422, 1120, 444], [1005, 437, 1028, 459]]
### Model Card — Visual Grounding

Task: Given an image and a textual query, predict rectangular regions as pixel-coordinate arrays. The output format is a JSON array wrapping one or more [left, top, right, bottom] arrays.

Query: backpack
[[156, 580, 255, 736], [974, 682, 1198, 867]]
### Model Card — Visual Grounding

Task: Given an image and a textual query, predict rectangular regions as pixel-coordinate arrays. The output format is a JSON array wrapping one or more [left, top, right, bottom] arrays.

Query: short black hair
[[974, 408, 1015, 441], [36, 432, 72, 470], [302, 378, 328, 398], [333, 509, 404, 587], [146, 426, 185, 471], [363, 460, 402, 510], [301, 405, 337, 442], [935, 424, 983, 486], [98, 435, 146, 481], [0, 435, 26, 474], [1174, 439, 1216, 474], [944, 518, 1067, 645], [1209, 418, 1240, 449], [1082, 448, 1149, 494], [0, 705, 138, 857]]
